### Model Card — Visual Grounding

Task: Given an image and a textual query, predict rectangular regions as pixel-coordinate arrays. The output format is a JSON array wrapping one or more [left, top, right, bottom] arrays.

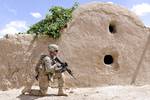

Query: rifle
[[35, 56, 76, 80], [54, 57, 76, 80]]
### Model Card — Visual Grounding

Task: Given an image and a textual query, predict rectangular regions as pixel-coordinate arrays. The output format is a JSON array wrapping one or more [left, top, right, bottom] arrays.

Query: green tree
[[27, 2, 79, 39]]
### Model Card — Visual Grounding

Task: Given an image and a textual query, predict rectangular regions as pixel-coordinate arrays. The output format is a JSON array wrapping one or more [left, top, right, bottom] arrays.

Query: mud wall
[[0, 2, 149, 90]]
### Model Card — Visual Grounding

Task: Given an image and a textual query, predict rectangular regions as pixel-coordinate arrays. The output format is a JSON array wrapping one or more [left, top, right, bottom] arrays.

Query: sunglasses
[[55, 50, 58, 52]]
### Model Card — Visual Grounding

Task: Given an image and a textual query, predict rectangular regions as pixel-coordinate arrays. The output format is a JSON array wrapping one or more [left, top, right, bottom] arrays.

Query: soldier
[[22, 44, 68, 96]]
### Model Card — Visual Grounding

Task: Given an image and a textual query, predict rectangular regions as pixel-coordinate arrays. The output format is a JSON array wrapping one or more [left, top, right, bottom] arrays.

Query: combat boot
[[57, 88, 68, 96], [21, 88, 31, 95]]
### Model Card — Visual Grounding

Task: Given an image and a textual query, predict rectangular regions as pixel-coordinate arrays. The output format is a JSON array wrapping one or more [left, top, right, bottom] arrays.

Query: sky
[[0, 0, 150, 37]]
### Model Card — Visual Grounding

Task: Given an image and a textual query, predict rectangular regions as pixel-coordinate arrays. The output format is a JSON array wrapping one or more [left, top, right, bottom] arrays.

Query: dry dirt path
[[0, 85, 150, 100]]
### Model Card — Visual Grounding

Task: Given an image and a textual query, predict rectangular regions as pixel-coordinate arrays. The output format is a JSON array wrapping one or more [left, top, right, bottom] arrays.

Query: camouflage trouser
[[22, 72, 65, 96]]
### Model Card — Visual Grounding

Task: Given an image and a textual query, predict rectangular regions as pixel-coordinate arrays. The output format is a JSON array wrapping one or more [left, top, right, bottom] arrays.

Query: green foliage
[[27, 2, 79, 39]]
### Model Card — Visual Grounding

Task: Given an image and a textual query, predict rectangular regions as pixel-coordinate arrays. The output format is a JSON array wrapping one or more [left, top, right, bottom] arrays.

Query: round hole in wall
[[109, 23, 117, 33], [104, 55, 114, 65]]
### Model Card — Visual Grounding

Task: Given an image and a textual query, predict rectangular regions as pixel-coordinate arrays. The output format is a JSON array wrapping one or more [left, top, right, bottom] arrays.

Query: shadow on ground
[[17, 94, 58, 100]]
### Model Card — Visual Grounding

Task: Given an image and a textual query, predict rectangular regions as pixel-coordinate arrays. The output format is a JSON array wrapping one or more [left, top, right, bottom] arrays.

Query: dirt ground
[[0, 85, 150, 100]]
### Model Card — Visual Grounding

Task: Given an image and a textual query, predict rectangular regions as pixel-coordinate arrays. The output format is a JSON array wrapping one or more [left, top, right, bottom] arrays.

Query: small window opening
[[104, 55, 114, 65], [109, 23, 117, 33]]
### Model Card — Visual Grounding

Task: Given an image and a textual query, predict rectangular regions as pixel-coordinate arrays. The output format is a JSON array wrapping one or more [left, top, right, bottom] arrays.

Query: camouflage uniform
[[22, 44, 67, 96]]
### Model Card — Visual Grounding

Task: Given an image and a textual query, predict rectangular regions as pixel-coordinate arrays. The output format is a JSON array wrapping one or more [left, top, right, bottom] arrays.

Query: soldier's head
[[48, 44, 59, 57]]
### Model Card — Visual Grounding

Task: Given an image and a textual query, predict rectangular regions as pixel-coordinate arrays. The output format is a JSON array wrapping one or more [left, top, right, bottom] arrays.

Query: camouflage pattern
[[21, 55, 67, 96], [48, 44, 59, 52]]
